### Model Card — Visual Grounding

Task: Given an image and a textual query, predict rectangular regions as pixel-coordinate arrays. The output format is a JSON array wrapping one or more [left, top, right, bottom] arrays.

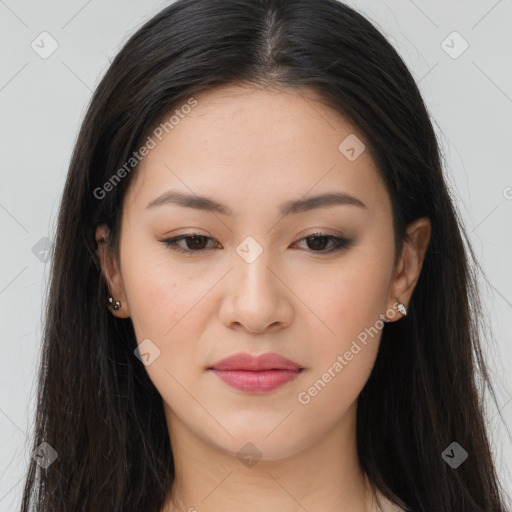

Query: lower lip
[[209, 369, 303, 393]]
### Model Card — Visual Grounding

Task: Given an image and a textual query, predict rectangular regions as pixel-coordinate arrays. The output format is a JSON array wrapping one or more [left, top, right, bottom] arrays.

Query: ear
[[95, 224, 130, 318], [386, 217, 431, 322]]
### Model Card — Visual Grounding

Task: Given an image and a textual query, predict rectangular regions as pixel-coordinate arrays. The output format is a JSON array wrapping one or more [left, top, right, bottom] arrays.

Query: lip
[[210, 352, 302, 371], [208, 352, 304, 393]]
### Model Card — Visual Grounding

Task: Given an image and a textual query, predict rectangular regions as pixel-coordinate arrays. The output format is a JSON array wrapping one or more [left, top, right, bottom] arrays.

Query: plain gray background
[[1, 0, 511, 510]]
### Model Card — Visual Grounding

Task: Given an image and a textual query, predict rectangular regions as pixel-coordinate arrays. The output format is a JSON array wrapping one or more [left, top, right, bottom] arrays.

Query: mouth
[[208, 352, 305, 393], [208, 368, 305, 393]]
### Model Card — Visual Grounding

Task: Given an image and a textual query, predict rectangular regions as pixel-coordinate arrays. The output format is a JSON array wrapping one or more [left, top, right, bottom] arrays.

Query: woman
[[20, 0, 510, 511]]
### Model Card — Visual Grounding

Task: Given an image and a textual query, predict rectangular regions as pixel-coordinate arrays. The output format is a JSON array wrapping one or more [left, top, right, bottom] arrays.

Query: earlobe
[[95, 224, 130, 318], [383, 300, 407, 323]]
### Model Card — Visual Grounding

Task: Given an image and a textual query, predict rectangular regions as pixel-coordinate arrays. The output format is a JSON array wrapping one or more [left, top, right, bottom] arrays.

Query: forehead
[[124, 84, 389, 219]]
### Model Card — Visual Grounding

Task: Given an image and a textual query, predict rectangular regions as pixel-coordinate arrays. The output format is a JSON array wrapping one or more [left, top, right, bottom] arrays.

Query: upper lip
[[209, 352, 303, 371]]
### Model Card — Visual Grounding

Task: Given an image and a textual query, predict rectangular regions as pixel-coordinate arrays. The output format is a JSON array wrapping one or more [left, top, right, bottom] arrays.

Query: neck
[[161, 401, 379, 512]]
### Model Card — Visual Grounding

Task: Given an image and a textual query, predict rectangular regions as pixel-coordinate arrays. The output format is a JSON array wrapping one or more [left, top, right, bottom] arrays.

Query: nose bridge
[[234, 235, 277, 302], [225, 235, 288, 332]]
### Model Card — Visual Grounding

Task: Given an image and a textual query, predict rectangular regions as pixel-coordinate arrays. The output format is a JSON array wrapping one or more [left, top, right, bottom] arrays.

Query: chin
[[209, 429, 316, 464]]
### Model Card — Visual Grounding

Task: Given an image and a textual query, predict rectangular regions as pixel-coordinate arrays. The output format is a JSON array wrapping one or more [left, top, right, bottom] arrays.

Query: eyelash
[[161, 232, 352, 255]]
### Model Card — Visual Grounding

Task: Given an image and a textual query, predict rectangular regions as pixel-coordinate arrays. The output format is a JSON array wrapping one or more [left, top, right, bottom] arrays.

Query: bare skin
[[96, 84, 430, 512]]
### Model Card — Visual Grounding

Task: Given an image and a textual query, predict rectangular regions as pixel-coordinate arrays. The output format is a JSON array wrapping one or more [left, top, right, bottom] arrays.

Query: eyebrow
[[145, 190, 367, 216]]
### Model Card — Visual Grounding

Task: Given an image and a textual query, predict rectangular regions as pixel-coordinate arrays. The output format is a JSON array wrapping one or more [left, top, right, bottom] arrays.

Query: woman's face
[[97, 84, 428, 461]]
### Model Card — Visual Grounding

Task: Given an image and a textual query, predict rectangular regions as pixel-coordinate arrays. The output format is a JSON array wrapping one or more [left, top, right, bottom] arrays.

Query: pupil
[[189, 236, 206, 249], [308, 236, 328, 251]]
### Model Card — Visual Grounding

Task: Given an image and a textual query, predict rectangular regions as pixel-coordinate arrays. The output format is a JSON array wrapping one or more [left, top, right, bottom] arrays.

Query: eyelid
[[159, 230, 352, 255], [293, 227, 347, 242], [162, 232, 219, 254], [291, 232, 352, 253]]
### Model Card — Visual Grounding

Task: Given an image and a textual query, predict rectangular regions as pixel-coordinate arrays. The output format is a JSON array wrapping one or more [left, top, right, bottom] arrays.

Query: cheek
[[294, 249, 391, 354], [296, 343, 376, 439], [290, 247, 391, 415], [121, 252, 211, 403], [123, 267, 175, 339], [294, 271, 387, 418], [120, 245, 219, 382], [121, 242, 200, 338]]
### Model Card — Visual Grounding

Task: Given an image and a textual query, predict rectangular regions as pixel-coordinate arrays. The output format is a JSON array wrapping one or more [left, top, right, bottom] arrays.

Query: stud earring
[[383, 300, 407, 323], [108, 296, 121, 311]]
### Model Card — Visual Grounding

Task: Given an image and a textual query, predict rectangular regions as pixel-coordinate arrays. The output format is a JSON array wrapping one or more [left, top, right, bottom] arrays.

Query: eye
[[162, 233, 220, 254], [292, 232, 352, 253], [161, 232, 352, 255]]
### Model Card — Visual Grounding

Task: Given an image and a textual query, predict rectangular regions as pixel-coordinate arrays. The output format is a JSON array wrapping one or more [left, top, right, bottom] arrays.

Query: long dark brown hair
[[20, 1, 510, 510]]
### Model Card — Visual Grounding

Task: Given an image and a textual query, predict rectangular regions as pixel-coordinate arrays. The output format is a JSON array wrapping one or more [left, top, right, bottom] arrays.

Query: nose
[[219, 247, 293, 334]]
